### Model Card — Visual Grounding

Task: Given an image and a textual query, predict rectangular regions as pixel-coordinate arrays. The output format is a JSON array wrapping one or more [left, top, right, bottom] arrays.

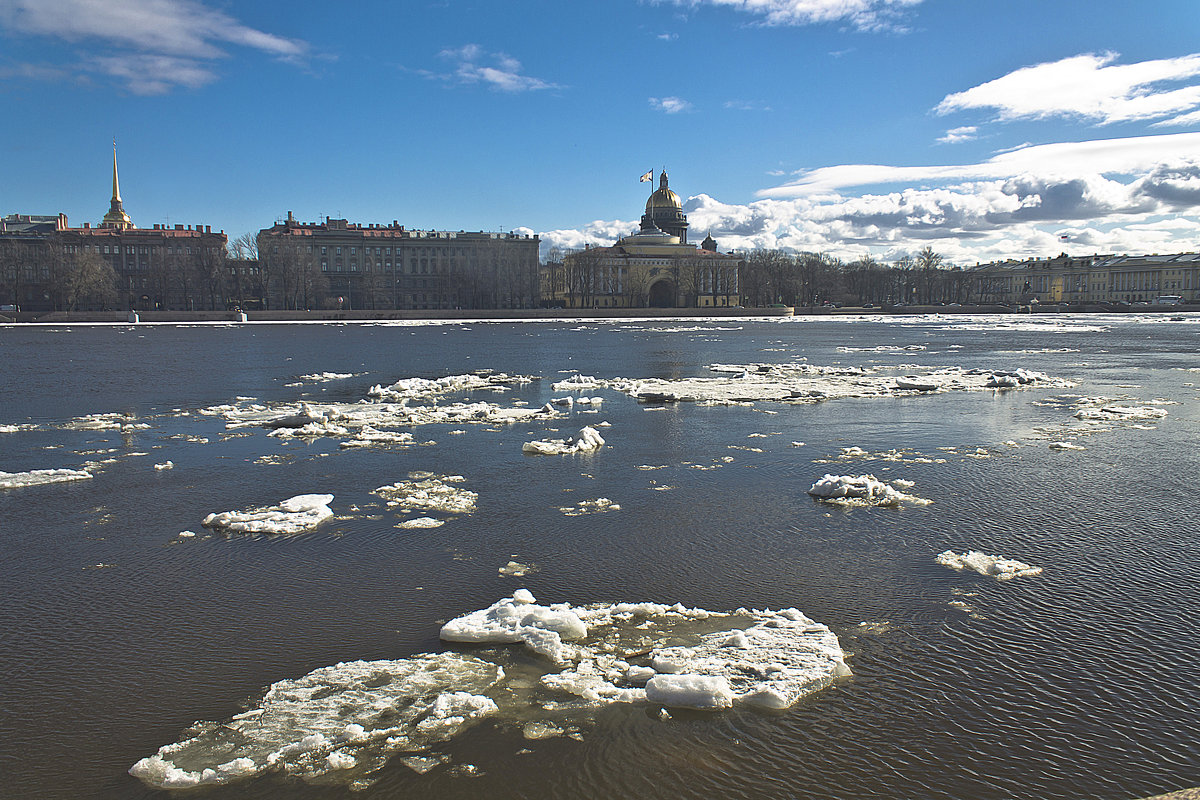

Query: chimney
[[287, 211, 294, 223], [84, 222, 90, 228]]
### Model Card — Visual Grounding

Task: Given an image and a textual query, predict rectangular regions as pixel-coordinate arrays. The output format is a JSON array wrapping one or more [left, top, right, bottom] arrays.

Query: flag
[[1059, 234, 1069, 241], [640, 170, 652, 182]]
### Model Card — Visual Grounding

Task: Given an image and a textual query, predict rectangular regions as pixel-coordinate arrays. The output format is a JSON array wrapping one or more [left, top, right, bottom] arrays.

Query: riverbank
[[3, 302, 1194, 324]]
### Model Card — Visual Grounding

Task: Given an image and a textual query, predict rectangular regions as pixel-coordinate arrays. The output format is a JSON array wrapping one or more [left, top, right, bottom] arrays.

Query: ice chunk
[[1048, 441, 1086, 451], [645, 675, 734, 709], [936, 550, 1043, 580], [1073, 405, 1168, 422], [0, 468, 93, 490], [807, 474, 931, 507], [440, 591, 588, 661], [523, 426, 605, 456], [202, 494, 334, 535]]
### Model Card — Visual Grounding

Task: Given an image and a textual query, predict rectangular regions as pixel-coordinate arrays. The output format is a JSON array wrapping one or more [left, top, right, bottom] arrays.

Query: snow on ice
[[936, 550, 1043, 580], [807, 474, 932, 507], [201, 494, 334, 535], [372, 473, 477, 517], [131, 591, 849, 790]]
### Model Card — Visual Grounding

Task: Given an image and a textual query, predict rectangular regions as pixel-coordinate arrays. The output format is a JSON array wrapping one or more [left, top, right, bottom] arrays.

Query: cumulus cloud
[[663, 0, 923, 32], [538, 133, 1200, 265], [936, 52, 1200, 126], [0, 0, 308, 93], [937, 126, 977, 144], [650, 96, 693, 113], [429, 44, 560, 92]]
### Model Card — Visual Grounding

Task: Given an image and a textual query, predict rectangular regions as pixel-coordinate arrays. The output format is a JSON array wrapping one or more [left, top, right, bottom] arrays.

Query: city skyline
[[3, 0, 1200, 264]]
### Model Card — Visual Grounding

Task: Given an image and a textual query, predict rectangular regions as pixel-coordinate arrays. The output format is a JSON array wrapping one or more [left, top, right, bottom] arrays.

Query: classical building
[[0, 147, 227, 312], [969, 251, 1200, 305], [257, 213, 541, 310], [552, 171, 741, 309]]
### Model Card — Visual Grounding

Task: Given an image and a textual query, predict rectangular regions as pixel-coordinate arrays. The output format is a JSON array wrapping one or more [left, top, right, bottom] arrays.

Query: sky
[[3, 0, 1200, 266]]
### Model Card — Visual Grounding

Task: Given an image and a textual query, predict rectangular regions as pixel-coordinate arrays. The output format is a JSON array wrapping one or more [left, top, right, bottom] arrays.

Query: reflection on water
[[1, 314, 1198, 800]]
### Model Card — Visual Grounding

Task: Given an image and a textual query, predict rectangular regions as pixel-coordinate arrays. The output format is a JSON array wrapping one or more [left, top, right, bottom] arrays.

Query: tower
[[101, 141, 134, 230]]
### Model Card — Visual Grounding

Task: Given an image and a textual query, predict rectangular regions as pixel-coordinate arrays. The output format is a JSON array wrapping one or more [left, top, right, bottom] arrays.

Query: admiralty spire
[[101, 141, 134, 230]]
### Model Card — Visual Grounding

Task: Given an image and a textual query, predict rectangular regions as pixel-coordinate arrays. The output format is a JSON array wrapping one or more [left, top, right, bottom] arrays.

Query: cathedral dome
[[645, 186, 681, 213]]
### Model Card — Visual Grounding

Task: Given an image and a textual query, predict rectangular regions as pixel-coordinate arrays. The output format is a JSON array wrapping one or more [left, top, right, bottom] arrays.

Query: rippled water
[[2, 314, 1199, 800]]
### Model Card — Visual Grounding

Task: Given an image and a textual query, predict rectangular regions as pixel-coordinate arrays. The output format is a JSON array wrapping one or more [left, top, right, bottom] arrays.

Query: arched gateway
[[648, 279, 676, 308]]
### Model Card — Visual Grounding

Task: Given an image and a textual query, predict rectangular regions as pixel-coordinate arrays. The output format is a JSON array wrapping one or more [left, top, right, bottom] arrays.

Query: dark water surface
[[1, 315, 1198, 799]]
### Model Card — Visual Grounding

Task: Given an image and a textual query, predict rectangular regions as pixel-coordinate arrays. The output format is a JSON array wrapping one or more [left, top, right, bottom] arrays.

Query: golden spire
[[102, 139, 134, 229]]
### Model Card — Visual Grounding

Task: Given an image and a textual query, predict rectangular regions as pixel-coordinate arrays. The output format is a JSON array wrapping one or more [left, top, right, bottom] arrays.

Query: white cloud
[[539, 133, 1200, 265], [650, 96, 693, 113], [663, 0, 923, 31], [429, 45, 559, 92], [725, 99, 772, 111], [0, 0, 308, 93], [936, 126, 977, 144], [936, 52, 1200, 126]]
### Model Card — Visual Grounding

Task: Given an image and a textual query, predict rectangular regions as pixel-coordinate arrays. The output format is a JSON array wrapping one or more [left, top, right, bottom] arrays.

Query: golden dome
[[646, 186, 681, 213]]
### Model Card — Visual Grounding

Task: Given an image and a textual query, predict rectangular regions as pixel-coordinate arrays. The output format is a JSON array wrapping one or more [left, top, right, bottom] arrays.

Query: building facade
[[969, 252, 1200, 305], [1, 148, 228, 312], [256, 213, 541, 310], [553, 171, 741, 309]]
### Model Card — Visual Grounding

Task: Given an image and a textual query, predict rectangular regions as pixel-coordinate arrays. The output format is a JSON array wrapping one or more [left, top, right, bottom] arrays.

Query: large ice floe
[[936, 550, 1043, 580], [201, 494, 334, 535], [199, 372, 550, 440], [0, 467, 93, 490], [553, 363, 1071, 405], [807, 474, 932, 507], [131, 591, 850, 790]]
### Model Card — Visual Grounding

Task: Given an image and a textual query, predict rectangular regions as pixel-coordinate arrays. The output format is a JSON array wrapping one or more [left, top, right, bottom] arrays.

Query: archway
[[648, 279, 676, 308]]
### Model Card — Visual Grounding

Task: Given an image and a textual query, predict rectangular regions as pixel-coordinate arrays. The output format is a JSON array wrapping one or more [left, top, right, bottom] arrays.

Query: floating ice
[[523, 426, 605, 456], [154, 461, 174, 470], [936, 550, 1043, 580], [284, 371, 360, 386], [1073, 405, 1169, 422], [807, 474, 931, 507], [129, 653, 503, 790], [338, 426, 417, 448], [202, 494, 334, 535], [367, 372, 534, 402], [372, 473, 476, 516], [0, 468, 93, 490], [132, 592, 849, 790], [396, 517, 444, 529], [1048, 441, 1086, 451], [586, 363, 1071, 405], [558, 497, 620, 516]]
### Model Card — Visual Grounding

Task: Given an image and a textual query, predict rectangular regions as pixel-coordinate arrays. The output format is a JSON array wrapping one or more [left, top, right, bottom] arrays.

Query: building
[[1, 147, 228, 312], [553, 171, 741, 309], [969, 251, 1200, 305], [256, 213, 541, 310]]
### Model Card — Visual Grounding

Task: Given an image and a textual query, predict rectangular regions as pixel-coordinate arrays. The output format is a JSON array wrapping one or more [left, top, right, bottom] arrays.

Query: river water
[[1, 314, 1197, 800]]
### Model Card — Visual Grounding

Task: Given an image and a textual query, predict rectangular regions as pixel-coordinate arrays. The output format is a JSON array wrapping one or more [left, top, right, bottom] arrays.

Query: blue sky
[[3, 0, 1200, 265]]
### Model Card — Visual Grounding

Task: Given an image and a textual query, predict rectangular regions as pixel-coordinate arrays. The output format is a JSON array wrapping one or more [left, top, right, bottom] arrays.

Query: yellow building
[[555, 171, 741, 308], [970, 252, 1200, 305]]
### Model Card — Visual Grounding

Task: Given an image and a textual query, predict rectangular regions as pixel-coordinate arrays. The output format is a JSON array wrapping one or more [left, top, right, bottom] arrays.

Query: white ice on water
[[372, 473, 477, 516], [936, 550, 1043, 580], [0, 467, 93, 489], [131, 591, 849, 790], [807, 474, 932, 507], [522, 425, 605, 456], [1073, 404, 1169, 422], [202, 494, 334, 535]]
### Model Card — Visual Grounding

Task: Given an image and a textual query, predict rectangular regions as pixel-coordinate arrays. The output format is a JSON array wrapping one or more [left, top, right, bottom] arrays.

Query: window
[[321, 261, 328, 272], [336, 247, 342, 255], [321, 246, 327, 255]]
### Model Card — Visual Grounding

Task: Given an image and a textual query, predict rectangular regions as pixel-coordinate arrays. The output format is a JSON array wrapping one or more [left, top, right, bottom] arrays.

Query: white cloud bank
[[936, 52, 1200, 127], [0, 0, 308, 93], [650, 96, 694, 113], [538, 132, 1200, 265]]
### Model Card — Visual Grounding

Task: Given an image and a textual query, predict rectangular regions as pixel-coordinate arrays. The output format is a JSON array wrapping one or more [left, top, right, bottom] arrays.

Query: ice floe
[[807, 474, 931, 507], [0, 468, 93, 490], [1048, 441, 1086, 451], [372, 473, 477, 517], [936, 550, 1043, 580], [1073, 404, 1169, 422], [577, 363, 1071, 405], [131, 591, 849, 790], [523, 425, 605, 456], [558, 497, 620, 516], [202, 494, 334, 535]]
